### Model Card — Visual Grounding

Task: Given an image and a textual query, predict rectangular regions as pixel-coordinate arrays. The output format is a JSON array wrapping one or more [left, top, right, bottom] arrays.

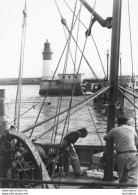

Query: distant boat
[[39, 73, 83, 96]]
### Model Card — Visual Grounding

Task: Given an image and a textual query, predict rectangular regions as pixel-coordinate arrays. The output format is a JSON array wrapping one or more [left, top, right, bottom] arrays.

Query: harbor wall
[[0, 78, 41, 85]]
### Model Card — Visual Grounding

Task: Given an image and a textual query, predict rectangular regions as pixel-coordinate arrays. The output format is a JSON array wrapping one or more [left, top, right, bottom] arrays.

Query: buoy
[[47, 102, 52, 106]]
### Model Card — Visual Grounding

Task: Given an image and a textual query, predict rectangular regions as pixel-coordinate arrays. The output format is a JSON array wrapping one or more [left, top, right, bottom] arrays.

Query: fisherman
[[60, 128, 88, 177], [103, 116, 138, 184]]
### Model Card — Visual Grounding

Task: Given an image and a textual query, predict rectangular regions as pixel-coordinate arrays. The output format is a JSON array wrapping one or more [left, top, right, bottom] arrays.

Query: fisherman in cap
[[104, 116, 138, 185]]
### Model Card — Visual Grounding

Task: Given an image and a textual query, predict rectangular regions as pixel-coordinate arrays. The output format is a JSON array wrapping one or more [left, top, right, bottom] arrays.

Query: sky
[[0, 0, 138, 79]]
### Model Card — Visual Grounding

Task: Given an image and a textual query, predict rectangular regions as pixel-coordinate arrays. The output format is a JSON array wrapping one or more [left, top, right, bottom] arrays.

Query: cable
[[32, 86, 110, 142], [64, 0, 106, 79], [127, 0, 137, 130], [29, 30, 73, 138], [14, 2, 27, 131]]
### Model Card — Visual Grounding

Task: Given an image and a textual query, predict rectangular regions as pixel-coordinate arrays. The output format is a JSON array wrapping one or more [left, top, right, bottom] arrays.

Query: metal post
[[0, 89, 8, 136], [104, 0, 122, 181]]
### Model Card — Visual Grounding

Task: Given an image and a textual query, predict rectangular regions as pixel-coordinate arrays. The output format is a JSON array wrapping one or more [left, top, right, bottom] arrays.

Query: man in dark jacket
[[61, 128, 88, 176]]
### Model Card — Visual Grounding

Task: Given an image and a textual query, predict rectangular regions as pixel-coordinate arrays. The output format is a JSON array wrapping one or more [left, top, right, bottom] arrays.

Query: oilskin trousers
[[67, 143, 81, 174]]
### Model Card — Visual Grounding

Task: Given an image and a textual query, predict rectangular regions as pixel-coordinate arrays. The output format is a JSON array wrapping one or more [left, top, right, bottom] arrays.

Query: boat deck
[[53, 170, 119, 189]]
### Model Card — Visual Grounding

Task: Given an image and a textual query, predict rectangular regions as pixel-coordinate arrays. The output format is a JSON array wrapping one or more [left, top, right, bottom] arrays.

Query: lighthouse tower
[[42, 40, 53, 80]]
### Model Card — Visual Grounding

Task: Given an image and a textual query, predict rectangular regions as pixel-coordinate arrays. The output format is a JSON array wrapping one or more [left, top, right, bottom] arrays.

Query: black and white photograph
[[0, 0, 138, 193]]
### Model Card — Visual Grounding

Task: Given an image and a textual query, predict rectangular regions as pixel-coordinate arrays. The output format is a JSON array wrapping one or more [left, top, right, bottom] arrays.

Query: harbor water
[[1, 85, 138, 147]]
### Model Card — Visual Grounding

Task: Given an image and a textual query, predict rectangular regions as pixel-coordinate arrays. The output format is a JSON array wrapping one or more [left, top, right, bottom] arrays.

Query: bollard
[[0, 89, 8, 136]]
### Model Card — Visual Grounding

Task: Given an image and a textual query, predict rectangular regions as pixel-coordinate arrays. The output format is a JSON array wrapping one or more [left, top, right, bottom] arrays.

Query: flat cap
[[117, 116, 128, 125]]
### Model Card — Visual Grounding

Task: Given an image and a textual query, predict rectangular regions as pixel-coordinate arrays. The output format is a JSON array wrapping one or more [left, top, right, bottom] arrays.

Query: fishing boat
[[0, 0, 138, 189]]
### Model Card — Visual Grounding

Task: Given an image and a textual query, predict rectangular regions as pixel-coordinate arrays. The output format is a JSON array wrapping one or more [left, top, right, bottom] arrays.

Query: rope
[[54, 1, 100, 149], [29, 30, 72, 138], [60, 28, 88, 142], [62, 18, 98, 79], [53, 0, 94, 146], [59, 2, 84, 143], [119, 85, 138, 99], [51, 0, 78, 148], [23, 40, 104, 132], [50, 0, 79, 180], [74, 3, 81, 73], [14, 2, 27, 131], [127, 0, 137, 130], [29, 5, 85, 138], [22, 0, 106, 142], [53, 0, 105, 149], [83, 95, 105, 148], [64, 0, 106, 79], [32, 86, 110, 141], [64, 6, 83, 134], [119, 88, 138, 110], [58, 1, 105, 148], [62, 28, 77, 73]]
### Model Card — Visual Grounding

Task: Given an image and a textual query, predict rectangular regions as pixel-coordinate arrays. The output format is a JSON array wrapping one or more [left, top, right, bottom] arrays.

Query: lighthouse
[[39, 40, 82, 96], [42, 40, 53, 80]]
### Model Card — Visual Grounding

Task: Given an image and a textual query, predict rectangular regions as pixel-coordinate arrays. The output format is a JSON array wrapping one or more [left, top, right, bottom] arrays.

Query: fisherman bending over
[[60, 128, 88, 177], [104, 116, 138, 184]]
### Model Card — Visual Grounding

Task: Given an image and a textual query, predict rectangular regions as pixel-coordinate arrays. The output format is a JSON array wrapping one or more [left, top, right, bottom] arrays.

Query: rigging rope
[[30, 0, 81, 139], [18, 11, 81, 138], [127, 0, 137, 130], [54, 0, 78, 74], [62, 19, 98, 79], [50, 1, 80, 179], [119, 85, 138, 99], [64, 1, 83, 136], [31, 86, 110, 141], [20, 0, 111, 149], [64, 0, 106, 79], [59, 0, 105, 147], [83, 95, 105, 147], [20, 0, 106, 149], [57, 1, 84, 143], [29, 31, 73, 138], [119, 88, 138, 110], [62, 1, 99, 79], [12, 0, 107, 140], [75, 0, 105, 148], [14, 1, 27, 131], [51, 0, 78, 147]]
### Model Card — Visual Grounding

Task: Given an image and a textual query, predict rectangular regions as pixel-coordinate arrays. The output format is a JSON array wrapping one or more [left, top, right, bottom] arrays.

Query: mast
[[79, 0, 122, 180], [104, 0, 122, 181]]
